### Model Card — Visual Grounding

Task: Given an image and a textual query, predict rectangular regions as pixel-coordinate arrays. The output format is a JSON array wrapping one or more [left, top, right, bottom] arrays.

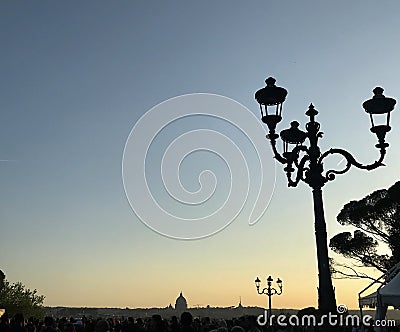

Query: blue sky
[[1, 1, 399, 309]]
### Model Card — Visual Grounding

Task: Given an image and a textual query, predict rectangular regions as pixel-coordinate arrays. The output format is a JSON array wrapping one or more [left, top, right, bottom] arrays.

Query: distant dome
[[175, 292, 188, 311]]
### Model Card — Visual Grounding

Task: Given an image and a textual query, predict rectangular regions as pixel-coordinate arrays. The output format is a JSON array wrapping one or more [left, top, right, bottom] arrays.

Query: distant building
[[175, 292, 188, 313], [238, 297, 243, 308], [45, 293, 270, 320], [236, 297, 244, 316]]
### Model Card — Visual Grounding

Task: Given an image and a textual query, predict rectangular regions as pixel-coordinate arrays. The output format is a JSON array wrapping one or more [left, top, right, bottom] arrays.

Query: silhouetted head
[[65, 322, 76, 332], [180, 312, 193, 327], [151, 315, 162, 322], [44, 316, 55, 327], [149, 315, 164, 332], [231, 326, 245, 332], [217, 320, 227, 328], [246, 316, 258, 328], [95, 320, 109, 332]]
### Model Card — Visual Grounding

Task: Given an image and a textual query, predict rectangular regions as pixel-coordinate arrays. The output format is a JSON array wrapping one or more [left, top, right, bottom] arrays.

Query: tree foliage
[[329, 181, 400, 277], [0, 270, 45, 318]]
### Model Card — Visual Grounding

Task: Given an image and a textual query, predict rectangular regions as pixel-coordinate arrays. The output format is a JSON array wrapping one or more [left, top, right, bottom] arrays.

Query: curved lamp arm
[[288, 154, 310, 187], [292, 144, 308, 156], [269, 138, 287, 164], [319, 148, 386, 181], [270, 286, 283, 296], [257, 287, 269, 295]]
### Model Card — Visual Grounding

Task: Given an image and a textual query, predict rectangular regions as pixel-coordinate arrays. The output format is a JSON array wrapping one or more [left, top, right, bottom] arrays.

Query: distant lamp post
[[255, 276, 283, 321], [254, 77, 396, 314]]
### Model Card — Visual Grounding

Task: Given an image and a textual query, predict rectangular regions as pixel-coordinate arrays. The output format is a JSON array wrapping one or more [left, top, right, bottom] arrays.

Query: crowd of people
[[1, 312, 399, 332], [0, 312, 261, 332]]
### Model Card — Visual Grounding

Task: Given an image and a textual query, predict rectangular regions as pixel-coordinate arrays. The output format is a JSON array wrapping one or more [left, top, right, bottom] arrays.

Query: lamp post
[[254, 77, 396, 314], [255, 276, 283, 321]]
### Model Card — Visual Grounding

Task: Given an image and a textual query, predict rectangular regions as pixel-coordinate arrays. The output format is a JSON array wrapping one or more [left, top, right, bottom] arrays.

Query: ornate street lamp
[[255, 276, 283, 321], [254, 77, 396, 314]]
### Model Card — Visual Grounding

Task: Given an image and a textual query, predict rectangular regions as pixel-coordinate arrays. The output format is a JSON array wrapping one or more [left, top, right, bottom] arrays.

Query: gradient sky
[[1, 1, 400, 310]]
